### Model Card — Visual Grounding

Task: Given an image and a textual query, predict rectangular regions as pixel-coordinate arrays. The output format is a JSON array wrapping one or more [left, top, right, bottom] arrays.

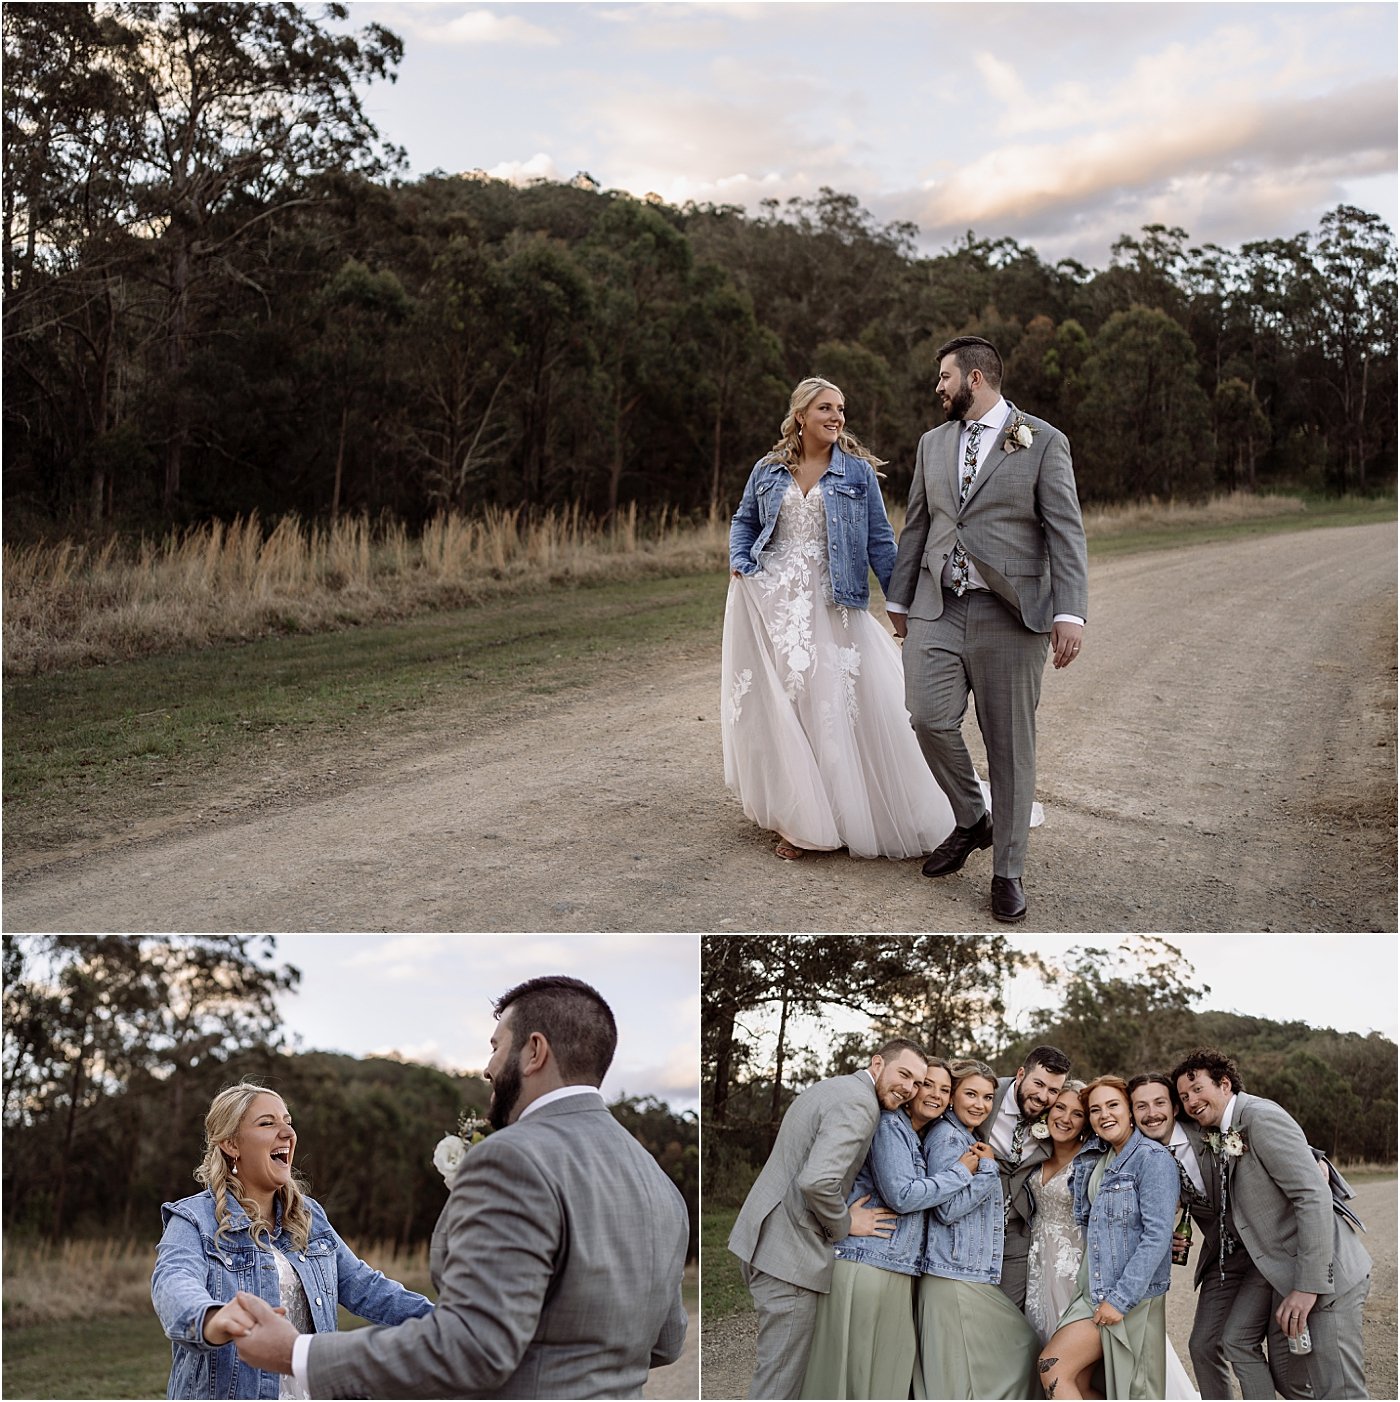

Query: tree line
[[702, 936, 1395, 1204], [3, 937, 698, 1257], [5, 4, 1396, 542]]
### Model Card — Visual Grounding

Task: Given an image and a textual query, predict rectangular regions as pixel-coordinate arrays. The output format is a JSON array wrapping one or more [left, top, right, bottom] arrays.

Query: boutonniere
[[432, 1112, 491, 1185], [1204, 1128, 1247, 1158], [1029, 1114, 1051, 1140], [1003, 413, 1038, 453]]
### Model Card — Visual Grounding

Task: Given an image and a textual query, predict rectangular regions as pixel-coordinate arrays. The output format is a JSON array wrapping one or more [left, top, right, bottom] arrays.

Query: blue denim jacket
[[728, 448, 899, 608], [1070, 1130, 1178, 1315], [831, 1110, 968, 1277], [152, 1190, 434, 1400], [920, 1113, 1004, 1283]]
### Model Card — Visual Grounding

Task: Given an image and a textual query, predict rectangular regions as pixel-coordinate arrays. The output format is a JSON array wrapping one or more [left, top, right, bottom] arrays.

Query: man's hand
[[846, 1193, 897, 1239], [1276, 1289, 1318, 1338], [1050, 620, 1084, 669], [231, 1290, 299, 1374], [889, 613, 908, 639], [203, 1296, 286, 1346]]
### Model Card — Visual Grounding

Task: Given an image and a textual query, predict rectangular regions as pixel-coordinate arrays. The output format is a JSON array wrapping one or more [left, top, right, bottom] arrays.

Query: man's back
[[307, 1094, 689, 1399]]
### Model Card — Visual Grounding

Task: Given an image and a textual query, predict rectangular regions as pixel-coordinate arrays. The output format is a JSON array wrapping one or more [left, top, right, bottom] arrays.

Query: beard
[[487, 1057, 523, 1131], [944, 381, 975, 422]]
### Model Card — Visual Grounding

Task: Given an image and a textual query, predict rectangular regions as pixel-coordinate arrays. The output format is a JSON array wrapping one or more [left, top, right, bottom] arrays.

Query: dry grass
[[4, 491, 1370, 676], [4, 507, 730, 675], [1, 1235, 433, 1328]]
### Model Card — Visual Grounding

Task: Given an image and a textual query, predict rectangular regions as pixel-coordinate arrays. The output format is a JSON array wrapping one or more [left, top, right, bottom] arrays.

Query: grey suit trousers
[[904, 590, 1048, 877], [743, 1263, 820, 1400]]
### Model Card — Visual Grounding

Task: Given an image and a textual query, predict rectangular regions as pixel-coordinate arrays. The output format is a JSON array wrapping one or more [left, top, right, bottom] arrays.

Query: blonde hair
[[762, 377, 887, 471], [195, 1081, 311, 1251]]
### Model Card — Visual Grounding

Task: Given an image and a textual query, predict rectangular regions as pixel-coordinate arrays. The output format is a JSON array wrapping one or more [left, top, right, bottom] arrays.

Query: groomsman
[[729, 1039, 928, 1398], [1128, 1073, 1304, 1398], [984, 1043, 1071, 1308], [1173, 1048, 1371, 1400]]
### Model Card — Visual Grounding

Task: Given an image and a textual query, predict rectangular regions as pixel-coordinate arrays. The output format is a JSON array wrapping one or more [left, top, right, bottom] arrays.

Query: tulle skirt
[[720, 573, 962, 859]]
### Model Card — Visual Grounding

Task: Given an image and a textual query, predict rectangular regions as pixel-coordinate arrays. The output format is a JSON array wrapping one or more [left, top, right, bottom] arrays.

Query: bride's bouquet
[[432, 1112, 491, 1185]]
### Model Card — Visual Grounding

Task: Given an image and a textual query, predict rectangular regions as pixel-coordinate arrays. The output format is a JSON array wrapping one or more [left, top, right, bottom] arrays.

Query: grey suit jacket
[[728, 1072, 880, 1292], [1178, 1118, 1225, 1290], [1211, 1092, 1371, 1301], [990, 1077, 1050, 1232], [888, 404, 1089, 631], [305, 1093, 690, 1399]]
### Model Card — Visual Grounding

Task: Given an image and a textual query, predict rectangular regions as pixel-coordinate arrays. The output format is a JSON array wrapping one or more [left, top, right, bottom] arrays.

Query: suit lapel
[[943, 424, 961, 505]]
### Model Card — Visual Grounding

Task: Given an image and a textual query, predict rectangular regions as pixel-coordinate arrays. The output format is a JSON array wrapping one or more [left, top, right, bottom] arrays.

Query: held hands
[[203, 1296, 286, 1346], [958, 1141, 996, 1173], [889, 613, 908, 640], [1091, 1300, 1125, 1327], [1276, 1289, 1318, 1338], [1050, 620, 1084, 669], [847, 1193, 898, 1240], [229, 1290, 299, 1374]]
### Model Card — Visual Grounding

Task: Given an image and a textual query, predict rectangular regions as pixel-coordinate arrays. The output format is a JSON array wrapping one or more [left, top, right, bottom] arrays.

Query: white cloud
[[481, 152, 563, 183], [416, 8, 560, 47]]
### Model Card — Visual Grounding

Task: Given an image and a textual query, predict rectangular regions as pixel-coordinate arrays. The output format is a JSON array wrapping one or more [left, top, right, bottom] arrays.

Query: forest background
[[5, 3, 1396, 543], [1, 936, 700, 1395]]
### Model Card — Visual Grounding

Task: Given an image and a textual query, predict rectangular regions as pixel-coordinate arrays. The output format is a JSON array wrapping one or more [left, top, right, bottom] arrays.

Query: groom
[[232, 975, 689, 1397], [888, 336, 1088, 923]]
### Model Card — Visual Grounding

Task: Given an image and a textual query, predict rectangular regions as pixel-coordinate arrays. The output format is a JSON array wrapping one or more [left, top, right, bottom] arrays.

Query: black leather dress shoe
[[991, 875, 1027, 923], [922, 812, 993, 877]]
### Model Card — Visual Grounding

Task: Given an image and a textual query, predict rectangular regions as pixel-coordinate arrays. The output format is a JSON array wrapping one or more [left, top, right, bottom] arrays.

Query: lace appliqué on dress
[[726, 668, 753, 725]]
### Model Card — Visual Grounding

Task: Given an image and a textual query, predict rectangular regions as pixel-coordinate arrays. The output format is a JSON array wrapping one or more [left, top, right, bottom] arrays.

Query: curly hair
[[1170, 1047, 1244, 1095], [761, 377, 887, 471], [195, 1081, 311, 1252]]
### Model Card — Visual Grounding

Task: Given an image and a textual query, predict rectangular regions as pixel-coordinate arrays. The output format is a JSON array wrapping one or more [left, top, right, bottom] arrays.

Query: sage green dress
[[913, 1275, 1040, 1398], [799, 1258, 917, 1400], [1055, 1150, 1169, 1400]]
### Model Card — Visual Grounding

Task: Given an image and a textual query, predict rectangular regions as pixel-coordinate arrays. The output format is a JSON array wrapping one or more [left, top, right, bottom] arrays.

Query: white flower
[[1030, 1119, 1051, 1140], [432, 1133, 467, 1183], [1014, 423, 1035, 448]]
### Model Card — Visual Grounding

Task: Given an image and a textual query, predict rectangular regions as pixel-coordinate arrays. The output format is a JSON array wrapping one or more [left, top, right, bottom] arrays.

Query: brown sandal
[[774, 839, 804, 860]]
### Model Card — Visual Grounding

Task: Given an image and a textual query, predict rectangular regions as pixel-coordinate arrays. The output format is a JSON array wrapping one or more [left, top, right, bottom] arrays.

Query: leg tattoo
[[1039, 1359, 1056, 1374], [1046, 1381, 1059, 1399]]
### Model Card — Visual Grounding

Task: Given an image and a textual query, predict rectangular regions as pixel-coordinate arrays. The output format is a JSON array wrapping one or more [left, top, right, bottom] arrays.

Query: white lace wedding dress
[[721, 481, 1039, 858]]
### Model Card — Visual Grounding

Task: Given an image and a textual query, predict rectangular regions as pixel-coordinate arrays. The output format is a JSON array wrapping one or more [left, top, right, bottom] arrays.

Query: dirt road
[[699, 1176, 1397, 1399], [5, 522, 1395, 933]]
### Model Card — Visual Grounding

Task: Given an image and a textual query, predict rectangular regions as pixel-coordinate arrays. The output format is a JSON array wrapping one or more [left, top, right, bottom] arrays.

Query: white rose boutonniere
[[1003, 414, 1038, 453], [1203, 1128, 1248, 1158], [1030, 1115, 1051, 1140], [432, 1113, 491, 1185]]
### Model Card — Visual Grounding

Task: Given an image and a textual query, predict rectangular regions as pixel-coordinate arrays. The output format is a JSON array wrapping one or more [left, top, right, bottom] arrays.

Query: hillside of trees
[[702, 936, 1395, 1203], [3, 937, 698, 1255], [5, 4, 1396, 541]]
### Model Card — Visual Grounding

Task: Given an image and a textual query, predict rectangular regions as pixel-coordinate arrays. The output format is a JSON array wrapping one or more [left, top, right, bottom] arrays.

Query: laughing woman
[[801, 1060, 964, 1399], [1037, 1075, 1178, 1400], [152, 1082, 433, 1400], [915, 1059, 1041, 1400]]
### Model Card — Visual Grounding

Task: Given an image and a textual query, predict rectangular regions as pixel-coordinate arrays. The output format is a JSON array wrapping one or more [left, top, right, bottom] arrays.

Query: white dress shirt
[[986, 1082, 1022, 1158], [1168, 1120, 1207, 1197], [291, 1085, 607, 1394]]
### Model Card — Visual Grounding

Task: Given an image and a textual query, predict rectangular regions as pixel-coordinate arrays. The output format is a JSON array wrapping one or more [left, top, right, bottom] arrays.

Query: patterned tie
[[1010, 1114, 1028, 1166], [949, 422, 984, 595], [1172, 1148, 1208, 1210], [1216, 1154, 1238, 1278]]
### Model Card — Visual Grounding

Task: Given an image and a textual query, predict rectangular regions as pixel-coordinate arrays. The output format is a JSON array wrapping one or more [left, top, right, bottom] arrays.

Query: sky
[[735, 933, 1398, 1075], [337, 1, 1397, 266], [270, 934, 699, 1111]]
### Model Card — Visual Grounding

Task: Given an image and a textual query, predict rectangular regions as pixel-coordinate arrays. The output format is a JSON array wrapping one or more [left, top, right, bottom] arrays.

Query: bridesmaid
[[915, 1059, 1041, 1400], [801, 1059, 965, 1399], [1037, 1075, 1179, 1399], [1015, 1080, 1089, 1344]]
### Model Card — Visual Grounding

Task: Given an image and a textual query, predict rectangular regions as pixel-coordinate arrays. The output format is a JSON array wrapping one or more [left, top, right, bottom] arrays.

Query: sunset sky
[[340, 1, 1397, 265]]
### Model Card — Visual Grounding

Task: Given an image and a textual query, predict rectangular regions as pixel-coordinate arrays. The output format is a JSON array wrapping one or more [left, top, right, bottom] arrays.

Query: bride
[[722, 377, 1039, 860]]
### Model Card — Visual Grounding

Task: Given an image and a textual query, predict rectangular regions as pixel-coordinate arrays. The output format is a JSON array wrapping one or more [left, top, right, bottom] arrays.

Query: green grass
[[702, 1206, 752, 1321]]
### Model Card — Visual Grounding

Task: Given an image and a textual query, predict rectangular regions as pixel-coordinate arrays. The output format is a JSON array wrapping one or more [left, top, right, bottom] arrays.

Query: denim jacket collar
[[761, 446, 851, 479]]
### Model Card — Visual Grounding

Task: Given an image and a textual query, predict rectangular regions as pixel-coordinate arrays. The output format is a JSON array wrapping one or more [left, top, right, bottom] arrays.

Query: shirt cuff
[[1052, 613, 1084, 626], [885, 601, 909, 614], [292, 1333, 314, 1395]]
